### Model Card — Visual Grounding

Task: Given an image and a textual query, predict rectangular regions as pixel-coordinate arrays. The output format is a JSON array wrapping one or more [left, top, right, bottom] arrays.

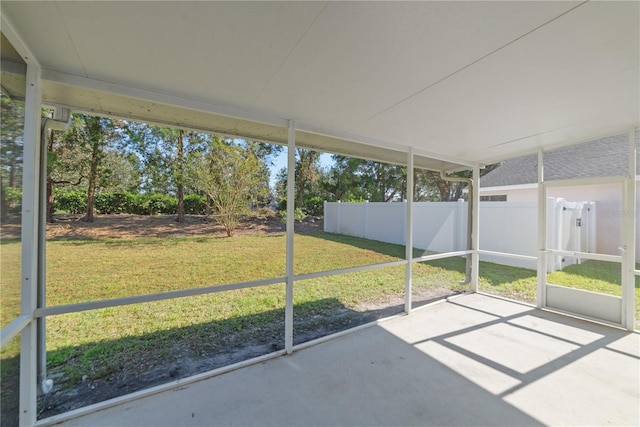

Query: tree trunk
[[0, 177, 8, 223], [8, 161, 16, 188], [46, 128, 55, 223], [83, 140, 100, 222], [205, 194, 212, 219], [176, 130, 185, 223], [453, 182, 465, 201], [46, 178, 55, 223]]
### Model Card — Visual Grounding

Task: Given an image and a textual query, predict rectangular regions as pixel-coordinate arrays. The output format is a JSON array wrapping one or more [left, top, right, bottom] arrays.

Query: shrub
[[54, 191, 185, 216], [54, 191, 87, 214], [148, 194, 178, 215], [303, 196, 324, 216], [278, 198, 287, 212], [134, 193, 177, 215], [277, 207, 306, 224], [95, 192, 133, 214], [344, 196, 366, 203], [4, 187, 22, 213], [125, 193, 146, 215], [183, 194, 207, 215]]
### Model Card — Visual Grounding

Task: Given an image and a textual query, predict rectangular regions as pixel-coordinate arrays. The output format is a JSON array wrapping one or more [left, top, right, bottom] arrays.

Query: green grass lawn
[[2, 234, 639, 354], [1, 232, 639, 421]]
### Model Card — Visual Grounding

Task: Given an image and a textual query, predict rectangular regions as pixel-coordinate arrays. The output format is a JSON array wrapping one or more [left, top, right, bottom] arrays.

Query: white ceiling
[[1, 1, 638, 169]]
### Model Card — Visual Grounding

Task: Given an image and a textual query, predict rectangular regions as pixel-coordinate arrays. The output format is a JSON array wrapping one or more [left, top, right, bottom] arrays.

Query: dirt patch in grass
[[0, 210, 325, 241], [44, 212, 321, 239]]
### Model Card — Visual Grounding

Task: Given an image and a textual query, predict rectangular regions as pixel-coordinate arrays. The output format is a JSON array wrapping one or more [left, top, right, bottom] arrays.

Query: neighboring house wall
[[480, 181, 640, 261]]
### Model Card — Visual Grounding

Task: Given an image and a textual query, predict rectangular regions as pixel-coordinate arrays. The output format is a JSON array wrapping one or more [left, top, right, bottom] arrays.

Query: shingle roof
[[480, 132, 640, 188]]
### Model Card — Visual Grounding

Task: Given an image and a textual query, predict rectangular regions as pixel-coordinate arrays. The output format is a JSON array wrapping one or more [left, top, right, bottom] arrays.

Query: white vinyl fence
[[324, 198, 597, 271]]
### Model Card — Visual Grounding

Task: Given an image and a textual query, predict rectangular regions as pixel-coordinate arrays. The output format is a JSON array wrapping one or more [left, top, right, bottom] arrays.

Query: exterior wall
[[481, 182, 640, 261]]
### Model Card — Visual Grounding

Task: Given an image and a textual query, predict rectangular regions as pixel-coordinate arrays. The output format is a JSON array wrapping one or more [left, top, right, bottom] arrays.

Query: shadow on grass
[[1, 297, 427, 427], [303, 231, 408, 258], [0, 238, 20, 245], [550, 260, 640, 287], [478, 261, 537, 286], [0, 344, 19, 427]]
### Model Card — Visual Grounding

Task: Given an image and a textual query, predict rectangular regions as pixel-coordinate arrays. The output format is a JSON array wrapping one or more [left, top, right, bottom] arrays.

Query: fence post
[[363, 200, 369, 239], [337, 200, 341, 234], [323, 200, 327, 233]]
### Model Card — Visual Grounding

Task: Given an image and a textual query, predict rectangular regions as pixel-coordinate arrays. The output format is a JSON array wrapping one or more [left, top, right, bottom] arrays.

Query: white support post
[[622, 128, 637, 330], [404, 149, 414, 314], [285, 120, 295, 353], [455, 199, 463, 251], [37, 118, 51, 395], [471, 165, 480, 292], [536, 150, 546, 308], [20, 64, 42, 427]]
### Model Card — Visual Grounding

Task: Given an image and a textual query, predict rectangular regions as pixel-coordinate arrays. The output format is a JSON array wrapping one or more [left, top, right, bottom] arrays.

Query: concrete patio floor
[[47, 294, 639, 426]]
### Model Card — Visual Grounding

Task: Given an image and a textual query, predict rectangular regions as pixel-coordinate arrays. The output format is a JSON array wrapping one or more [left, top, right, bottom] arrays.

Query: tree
[[46, 125, 86, 223], [233, 140, 279, 207], [187, 137, 266, 236], [240, 140, 284, 167], [176, 130, 185, 222], [123, 122, 173, 194], [99, 150, 141, 193], [0, 92, 24, 221], [124, 123, 211, 221], [413, 164, 499, 202], [83, 117, 111, 222], [56, 114, 123, 222], [295, 149, 321, 207], [274, 148, 324, 207], [324, 156, 406, 202]]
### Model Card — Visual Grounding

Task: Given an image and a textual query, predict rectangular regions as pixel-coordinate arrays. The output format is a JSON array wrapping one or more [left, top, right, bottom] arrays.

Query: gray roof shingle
[[480, 132, 640, 188]]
